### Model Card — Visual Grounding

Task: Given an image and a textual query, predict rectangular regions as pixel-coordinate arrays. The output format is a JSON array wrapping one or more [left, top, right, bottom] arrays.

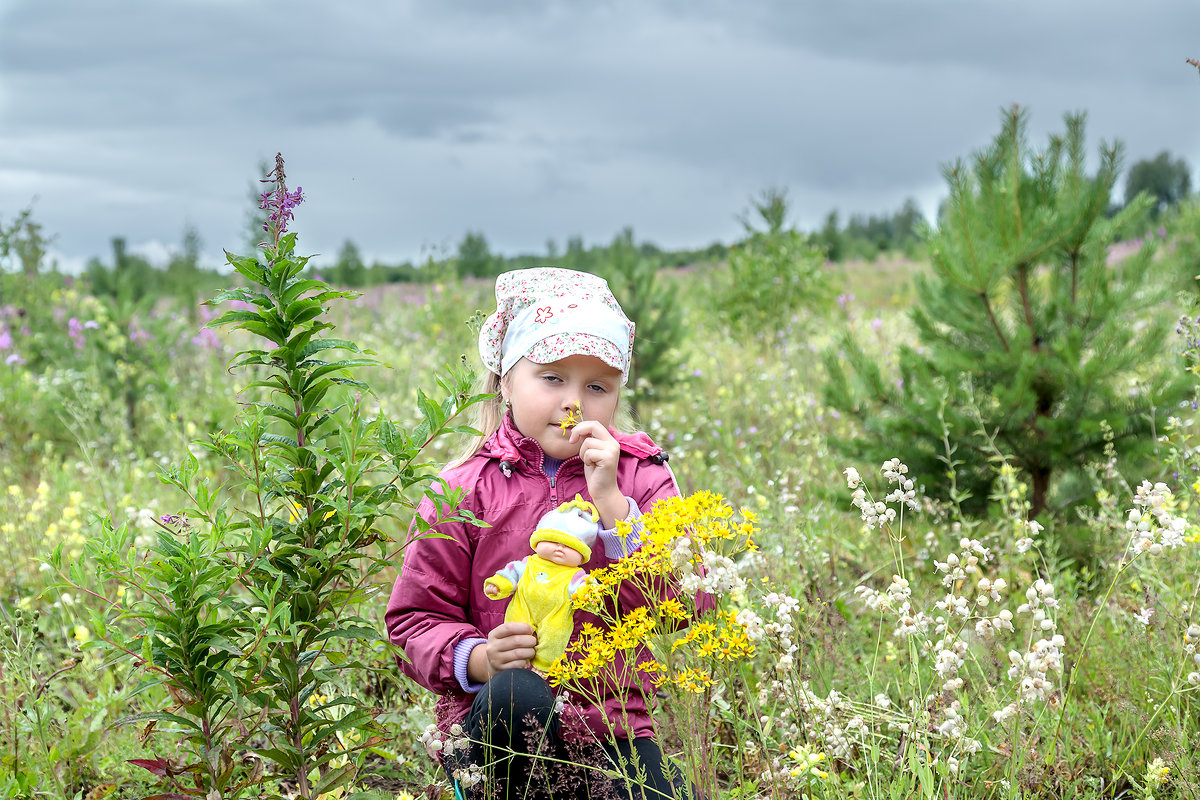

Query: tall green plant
[[716, 188, 832, 339], [54, 154, 488, 798], [824, 108, 1189, 517]]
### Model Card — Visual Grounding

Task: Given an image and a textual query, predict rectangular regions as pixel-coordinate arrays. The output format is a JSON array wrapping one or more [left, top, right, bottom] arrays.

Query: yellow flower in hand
[[557, 400, 582, 436]]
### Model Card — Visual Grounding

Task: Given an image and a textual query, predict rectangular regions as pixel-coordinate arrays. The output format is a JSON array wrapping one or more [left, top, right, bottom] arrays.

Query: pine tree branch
[[1017, 262, 1035, 335], [1007, 109, 1023, 241], [1068, 249, 1079, 313], [978, 291, 1010, 352]]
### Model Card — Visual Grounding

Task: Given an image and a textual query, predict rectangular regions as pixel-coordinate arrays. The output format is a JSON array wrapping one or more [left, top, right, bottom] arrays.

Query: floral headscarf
[[478, 267, 635, 383]]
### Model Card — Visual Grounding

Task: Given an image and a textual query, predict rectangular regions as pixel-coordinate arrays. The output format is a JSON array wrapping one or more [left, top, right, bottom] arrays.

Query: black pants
[[447, 669, 690, 800]]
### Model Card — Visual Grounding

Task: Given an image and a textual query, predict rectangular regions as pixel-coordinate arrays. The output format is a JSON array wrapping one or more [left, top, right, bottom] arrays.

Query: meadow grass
[[0, 249, 1198, 799]]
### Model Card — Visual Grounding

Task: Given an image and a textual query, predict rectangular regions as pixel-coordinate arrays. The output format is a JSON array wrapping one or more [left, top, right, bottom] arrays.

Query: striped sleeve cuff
[[597, 496, 643, 559], [453, 637, 488, 694]]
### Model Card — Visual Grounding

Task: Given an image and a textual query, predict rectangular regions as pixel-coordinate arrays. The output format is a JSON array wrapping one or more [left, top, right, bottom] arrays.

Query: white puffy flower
[[844, 467, 862, 489], [993, 703, 1018, 723]]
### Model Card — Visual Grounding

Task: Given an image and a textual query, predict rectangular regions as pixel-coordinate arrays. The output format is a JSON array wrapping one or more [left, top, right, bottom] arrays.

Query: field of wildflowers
[[4, 168, 1200, 798]]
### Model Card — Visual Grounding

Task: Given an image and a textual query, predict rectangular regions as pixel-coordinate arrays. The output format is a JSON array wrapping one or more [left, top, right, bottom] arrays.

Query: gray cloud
[[1, 0, 1197, 271]]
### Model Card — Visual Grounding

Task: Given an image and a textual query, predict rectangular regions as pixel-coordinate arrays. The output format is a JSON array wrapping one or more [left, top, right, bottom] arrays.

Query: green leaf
[[313, 625, 380, 644], [239, 319, 288, 345], [280, 278, 331, 306], [312, 763, 355, 796], [284, 299, 324, 327], [208, 287, 269, 306], [114, 711, 203, 732], [209, 309, 263, 328], [298, 338, 358, 360], [305, 358, 379, 383]]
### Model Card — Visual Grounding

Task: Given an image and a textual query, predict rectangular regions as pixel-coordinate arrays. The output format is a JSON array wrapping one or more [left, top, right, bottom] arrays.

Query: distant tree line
[[6, 149, 1192, 295]]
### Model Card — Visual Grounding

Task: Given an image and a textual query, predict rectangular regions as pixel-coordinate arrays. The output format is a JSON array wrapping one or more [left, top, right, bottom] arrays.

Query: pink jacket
[[385, 413, 684, 742]]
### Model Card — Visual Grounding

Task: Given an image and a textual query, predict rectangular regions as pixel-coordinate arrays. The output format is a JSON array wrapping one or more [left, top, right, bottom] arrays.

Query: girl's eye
[[542, 375, 563, 383], [588, 384, 608, 394]]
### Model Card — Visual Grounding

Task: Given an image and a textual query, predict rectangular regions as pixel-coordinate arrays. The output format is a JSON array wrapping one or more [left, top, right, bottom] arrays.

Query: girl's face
[[502, 355, 622, 460]]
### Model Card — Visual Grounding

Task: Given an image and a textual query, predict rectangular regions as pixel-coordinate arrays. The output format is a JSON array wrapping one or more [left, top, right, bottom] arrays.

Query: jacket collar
[[478, 412, 663, 469]]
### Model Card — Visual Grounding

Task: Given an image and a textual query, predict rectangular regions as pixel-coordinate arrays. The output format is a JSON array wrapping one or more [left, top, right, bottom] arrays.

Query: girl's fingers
[[568, 420, 613, 445]]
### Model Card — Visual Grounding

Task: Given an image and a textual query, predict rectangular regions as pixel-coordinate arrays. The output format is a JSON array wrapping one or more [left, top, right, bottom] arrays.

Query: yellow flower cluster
[[671, 610, 755, 661], [786, 744, 830, 780], [546, 492, 761, 695], [2, 481, 89, 561], [547, 608, 658, 686], [572, 490, 756, 614]]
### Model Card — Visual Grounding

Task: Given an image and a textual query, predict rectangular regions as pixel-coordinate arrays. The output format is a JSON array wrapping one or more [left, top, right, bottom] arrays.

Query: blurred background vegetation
[[2, 111, 1200, 798]]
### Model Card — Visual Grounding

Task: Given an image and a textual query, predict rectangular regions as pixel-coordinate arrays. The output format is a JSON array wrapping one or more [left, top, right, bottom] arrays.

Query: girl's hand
[[483, 622, 537, 677], [569, 421, 628, 528]]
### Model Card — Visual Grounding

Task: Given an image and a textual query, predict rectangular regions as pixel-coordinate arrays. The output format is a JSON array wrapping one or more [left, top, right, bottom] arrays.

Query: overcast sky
[[1, 0, 1198, 273]]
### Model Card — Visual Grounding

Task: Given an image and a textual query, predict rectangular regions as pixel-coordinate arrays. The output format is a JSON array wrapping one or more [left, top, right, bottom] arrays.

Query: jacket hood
[[478, 412, 664, 467]]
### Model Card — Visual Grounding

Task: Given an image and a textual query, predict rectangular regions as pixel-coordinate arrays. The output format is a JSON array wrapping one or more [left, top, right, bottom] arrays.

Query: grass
[[1, 244, 1199, 799]]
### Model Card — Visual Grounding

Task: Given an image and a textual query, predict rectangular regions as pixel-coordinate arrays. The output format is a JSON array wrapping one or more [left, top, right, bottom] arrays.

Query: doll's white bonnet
[[529, 495, 602, 562]]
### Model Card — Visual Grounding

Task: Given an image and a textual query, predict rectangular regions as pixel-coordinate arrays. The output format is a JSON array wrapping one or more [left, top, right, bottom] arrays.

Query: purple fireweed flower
[[258, 152, 304, 247], [67, 317, 85, 350], [191, 328, 222, 350], [0, 326, 11, 351], [5, 353, 23, 366]]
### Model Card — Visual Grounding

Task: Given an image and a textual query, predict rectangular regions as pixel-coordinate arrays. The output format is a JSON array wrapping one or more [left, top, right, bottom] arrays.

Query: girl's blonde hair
[[448, 366, 636, 468]]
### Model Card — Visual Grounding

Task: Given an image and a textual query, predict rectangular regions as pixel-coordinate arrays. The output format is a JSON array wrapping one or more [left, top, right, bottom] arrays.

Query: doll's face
[[534, 539, 584, 567]]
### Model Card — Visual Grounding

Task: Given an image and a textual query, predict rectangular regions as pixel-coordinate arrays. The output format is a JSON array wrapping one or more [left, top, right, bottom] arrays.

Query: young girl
[[386, 267, 691, 799]]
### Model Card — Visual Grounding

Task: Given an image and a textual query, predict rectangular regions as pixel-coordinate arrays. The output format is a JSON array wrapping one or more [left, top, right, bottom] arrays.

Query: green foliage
[[825, 108, 1189, 517], [455, 230, 495, 279], [1164, 197, 1200, 292], [715, 188, 834, 338], [8, 124, 1200, 799], [332, 239, 368, 287], [1124, 150, 1192, 218], [52, 156, 489, 798], [814, 198, 928, 263], [0, 206, 53, 277], [593, 227, 686, 413]]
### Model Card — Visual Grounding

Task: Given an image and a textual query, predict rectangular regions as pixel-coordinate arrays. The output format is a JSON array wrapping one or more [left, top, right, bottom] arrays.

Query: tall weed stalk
[[52, 154, 488, 798]]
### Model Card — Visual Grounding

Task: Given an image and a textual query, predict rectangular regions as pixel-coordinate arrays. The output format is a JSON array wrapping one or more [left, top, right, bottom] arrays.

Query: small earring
[[503, 398, 512, 413]]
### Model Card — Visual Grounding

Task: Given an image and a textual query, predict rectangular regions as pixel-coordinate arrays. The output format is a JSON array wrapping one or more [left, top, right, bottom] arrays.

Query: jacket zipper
[[534, 447, 580, 508]]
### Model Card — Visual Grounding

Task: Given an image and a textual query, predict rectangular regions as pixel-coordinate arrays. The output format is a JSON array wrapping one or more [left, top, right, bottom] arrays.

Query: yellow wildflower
[[557, 401, 582, 435]]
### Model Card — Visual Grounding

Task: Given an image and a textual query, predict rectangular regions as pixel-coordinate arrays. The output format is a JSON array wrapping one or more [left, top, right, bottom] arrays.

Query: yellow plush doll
[[484, 495, 600, 672]]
